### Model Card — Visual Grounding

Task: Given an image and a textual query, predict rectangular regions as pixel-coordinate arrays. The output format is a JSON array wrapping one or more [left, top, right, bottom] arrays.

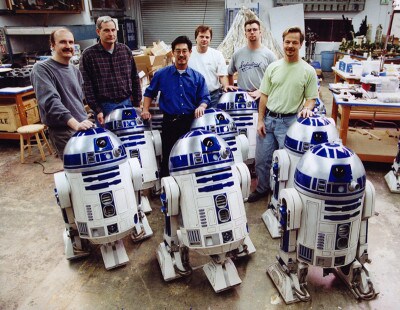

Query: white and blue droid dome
[[284, 115, 338, 155], [294, 141, 366, 200], [63, 127, 127, 172], [104, 107, 149, 136], [168, 129, 234, 176], [191, 108, 238, 137], [217, 90, 257, 114]]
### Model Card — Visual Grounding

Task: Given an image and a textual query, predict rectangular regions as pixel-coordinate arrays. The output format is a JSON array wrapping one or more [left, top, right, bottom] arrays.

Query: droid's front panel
[[117, 131, 159, 186], [296, 194, 362, 268], [67, 161, 138, 244], [176, 167, 248, 255]]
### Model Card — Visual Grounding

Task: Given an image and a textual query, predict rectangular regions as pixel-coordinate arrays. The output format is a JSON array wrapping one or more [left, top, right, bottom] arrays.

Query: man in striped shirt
[[80, 16, 142, 126]]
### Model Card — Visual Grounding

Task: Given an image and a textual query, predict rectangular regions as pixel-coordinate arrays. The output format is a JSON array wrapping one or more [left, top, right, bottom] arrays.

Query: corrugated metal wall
[[140, 0, 225, 48]]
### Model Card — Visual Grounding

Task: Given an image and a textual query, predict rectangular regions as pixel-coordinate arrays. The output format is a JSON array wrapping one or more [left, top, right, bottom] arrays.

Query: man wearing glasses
[[141, 36, 210, 177], [228, 19, 276, 101], [80, 16, 142, 126]]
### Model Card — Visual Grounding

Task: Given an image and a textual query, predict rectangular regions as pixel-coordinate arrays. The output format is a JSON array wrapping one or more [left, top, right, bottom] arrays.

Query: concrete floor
[[1, 72, 399, 309]]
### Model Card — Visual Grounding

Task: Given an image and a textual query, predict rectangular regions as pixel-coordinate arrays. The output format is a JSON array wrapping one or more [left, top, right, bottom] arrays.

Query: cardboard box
[[151, 41, 172, 56], [134, 54, 168, 77], [0, 98, 40, 132]]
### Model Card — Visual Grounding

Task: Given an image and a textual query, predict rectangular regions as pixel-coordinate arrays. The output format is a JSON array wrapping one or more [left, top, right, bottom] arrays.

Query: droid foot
[[203, 256, 242, 292], [335, 260, 379, 300], [267, 261, 310, 304], [384, 170, 400, 193], [140, 195, 152, 213], [63, 229, 90, 260], [100, 240, 129, 270], [131, 212, 153, 242], [156, 242, 191, 281], [261, 208, 281, 239]]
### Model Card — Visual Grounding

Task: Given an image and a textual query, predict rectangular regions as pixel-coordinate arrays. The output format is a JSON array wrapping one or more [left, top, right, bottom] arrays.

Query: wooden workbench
[[0, 86, 36, 140], [331, 89, 400, 163]]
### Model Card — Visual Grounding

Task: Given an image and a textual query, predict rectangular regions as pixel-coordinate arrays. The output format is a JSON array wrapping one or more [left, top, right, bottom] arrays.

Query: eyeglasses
[[174, 49, 189, 55], [246, 28, 259, 33]]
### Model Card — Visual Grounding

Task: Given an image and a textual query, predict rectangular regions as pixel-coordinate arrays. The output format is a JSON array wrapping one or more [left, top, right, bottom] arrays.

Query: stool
[[17, 124, 53, 163]]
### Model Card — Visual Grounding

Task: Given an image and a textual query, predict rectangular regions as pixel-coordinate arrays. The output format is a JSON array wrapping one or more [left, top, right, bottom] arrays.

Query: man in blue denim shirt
[[142, 36, 210, 177]]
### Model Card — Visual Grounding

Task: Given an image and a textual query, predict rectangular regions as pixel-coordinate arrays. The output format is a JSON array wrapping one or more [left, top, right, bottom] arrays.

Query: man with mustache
[[248, 26, 318, 203], [31, 28, 93, 158], [227, 19, 276, 102], [141, 36, 210, 177], [79, 16, 142, 126]]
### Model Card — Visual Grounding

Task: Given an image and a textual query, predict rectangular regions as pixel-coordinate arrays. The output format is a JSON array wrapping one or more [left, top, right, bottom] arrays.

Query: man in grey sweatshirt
[[31, 28, 93, 158]]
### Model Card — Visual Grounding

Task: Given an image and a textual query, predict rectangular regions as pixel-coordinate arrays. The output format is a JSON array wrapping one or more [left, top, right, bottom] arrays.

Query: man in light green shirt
[[248, 26, 319, 203]]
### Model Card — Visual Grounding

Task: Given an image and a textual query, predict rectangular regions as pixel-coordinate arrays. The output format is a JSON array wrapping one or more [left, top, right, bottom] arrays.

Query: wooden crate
[[0, 99, 40, 132]]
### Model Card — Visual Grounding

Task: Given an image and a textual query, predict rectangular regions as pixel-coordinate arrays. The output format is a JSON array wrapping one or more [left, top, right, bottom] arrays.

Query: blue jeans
[[209, 89, 222, 108], [96, 98, 133, 127], [254, 114, 297, 193]]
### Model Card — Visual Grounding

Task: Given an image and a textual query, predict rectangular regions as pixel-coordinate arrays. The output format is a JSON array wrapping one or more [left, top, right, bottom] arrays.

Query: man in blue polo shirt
[[141, 36, 210, 177]]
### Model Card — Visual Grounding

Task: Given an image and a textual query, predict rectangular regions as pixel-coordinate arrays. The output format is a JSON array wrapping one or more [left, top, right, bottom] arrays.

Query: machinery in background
[[217, 90, 258, 164], [267, 141, 378, 304], [191, 108, 249, 163], [384, 137, 400, 193], [54, 128, 152, 270], [156, 129, 255, 292], [263, 115, 338, 238], [105, 107, 162, 210]]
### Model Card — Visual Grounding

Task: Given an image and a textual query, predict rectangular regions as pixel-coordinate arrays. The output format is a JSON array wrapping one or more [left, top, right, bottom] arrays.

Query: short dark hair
[[195, 25, 213, 40], [171, 36, 192, 51], [49, 28, 72, 46], [282, 26, 305, 44], [244, 19, 260, 30]]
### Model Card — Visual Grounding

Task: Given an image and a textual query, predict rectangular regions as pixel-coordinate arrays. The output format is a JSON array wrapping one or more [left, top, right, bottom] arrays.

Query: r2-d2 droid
[[105, 107, 162, 211], [384, 137, 400, 193], [263, 115, 338, 238], [54, 128, 153, 269], [267, 141, 377, 303], [191, 108, 249, 163], [217, 90, 258, 162], [156, 129, 256, 292]]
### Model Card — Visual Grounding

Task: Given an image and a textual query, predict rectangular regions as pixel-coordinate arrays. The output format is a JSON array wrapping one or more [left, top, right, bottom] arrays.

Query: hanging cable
[[202, 0, 208, 25]]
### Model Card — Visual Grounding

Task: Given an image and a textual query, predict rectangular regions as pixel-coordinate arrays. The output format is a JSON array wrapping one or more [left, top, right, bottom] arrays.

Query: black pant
[[161, 113, 194, 177]]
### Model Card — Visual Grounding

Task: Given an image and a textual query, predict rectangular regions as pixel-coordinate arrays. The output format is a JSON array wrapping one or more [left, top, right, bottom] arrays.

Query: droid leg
[[335, 260, 378, 300], [60, 204, 90, 260], [156, 239, 191, 281], [262, 151, 290, 238], [267, 188, 310, 304], [137, 191, 152, 213], [203, 254, 242, 293], [267, 249, 310, 303], [384, 159, 400, 193], [232, 235, 256, 258], [100, 240, 129, 270], [54, 173, 89, 260], [131, 210, 153, 242], [156, 177, 191, 281], [261, 202, 281, 239]]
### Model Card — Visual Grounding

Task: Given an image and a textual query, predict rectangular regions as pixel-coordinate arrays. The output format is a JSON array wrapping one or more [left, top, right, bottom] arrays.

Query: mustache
[[62, 48, 73, 53]]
